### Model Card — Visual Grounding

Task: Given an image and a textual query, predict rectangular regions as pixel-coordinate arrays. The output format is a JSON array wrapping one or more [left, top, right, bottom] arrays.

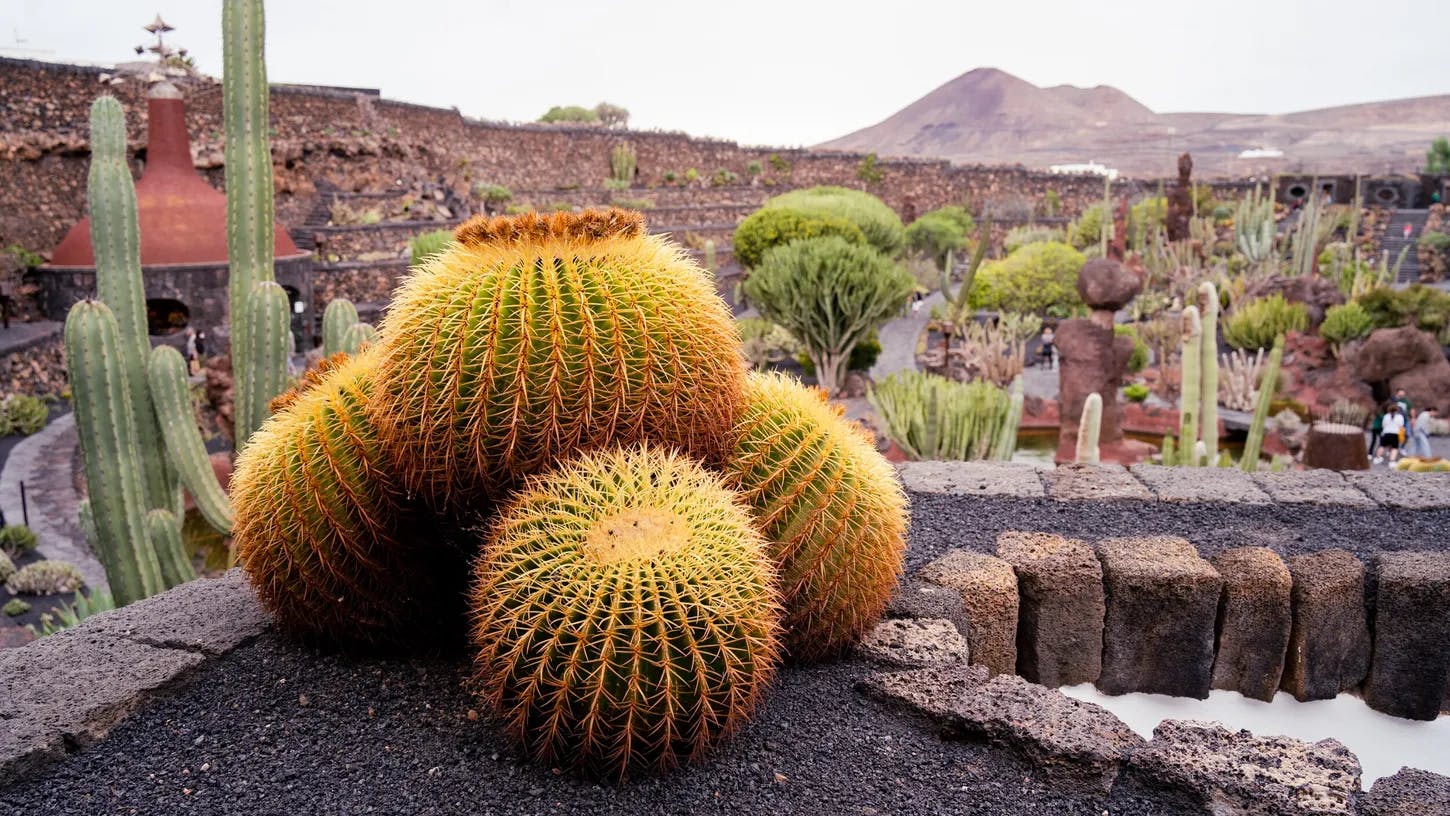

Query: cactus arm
[[235, 281, 291, 445], [1075, 392, 1102, 465], [342, 322, 379, 354], [144, 508, 194, 588], [1178, 306, 1202, 464], [321, 298, 359, 357], [65, 300, 165, 604], [148, 345, 235, 536], [991, 375, 1024, 461], [87, 96, 177, 514], [1240, 334, 1284, 472], [1198, 282, 1220, 463], [1160, 434, 1176, 466]]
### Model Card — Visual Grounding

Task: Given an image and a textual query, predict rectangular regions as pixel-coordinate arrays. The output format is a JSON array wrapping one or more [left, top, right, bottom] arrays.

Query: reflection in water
[[1061, 683, 1450, 784]]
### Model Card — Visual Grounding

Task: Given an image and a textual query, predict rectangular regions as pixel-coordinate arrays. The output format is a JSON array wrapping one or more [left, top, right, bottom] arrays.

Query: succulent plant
[[726, 371, 908, 660], [369, 209, 745, 507], [0, 550, 15, 583], [233, 348, 469, 650], [4, 598, 30, 617], [470, 445, 781, 778], [0, 524, 38, 556], [6, 560, 84, 596]]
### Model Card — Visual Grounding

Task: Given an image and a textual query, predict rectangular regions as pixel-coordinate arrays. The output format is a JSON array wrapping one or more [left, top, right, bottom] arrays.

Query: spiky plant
[[369, 208, 745, 507], [727, 371, 908, 660], [470, 445, 781, 779], [233, 348, 469, 650]]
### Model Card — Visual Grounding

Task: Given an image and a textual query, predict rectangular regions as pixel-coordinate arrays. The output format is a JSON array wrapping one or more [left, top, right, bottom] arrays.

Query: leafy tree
[[733, 208, 866, 269], [1426, 136, 1450, 174], [594, 102, 629, 129], [905, 206, 975, 271], [538, 105, 599, 124], [764, 186, 905, 257], [969, 241, 1086, 316], [856, 153, 883, 185], [744, 237, 913, 396]]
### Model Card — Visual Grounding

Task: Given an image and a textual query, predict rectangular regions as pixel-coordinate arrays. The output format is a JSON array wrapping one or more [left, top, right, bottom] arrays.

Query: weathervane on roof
[[132, 14, 193, 76]]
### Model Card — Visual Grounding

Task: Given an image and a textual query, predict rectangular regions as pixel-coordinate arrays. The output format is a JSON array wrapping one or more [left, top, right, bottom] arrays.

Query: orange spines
[[368, 206, 746, 508], [469, 446, 782, 778], [726, 371, 909, 661], [233, 348, 469, 650]]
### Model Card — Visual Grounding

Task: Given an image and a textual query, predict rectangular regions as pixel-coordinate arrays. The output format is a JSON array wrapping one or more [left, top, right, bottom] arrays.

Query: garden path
[[0, 414, 105, 592]]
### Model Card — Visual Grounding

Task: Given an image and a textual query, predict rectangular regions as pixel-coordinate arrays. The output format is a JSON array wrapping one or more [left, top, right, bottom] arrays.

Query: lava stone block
[[1208, 547, 1292, 702], [883, 579, 969, 636], [856, 619, 969, 669], [995, 531, 1105, 687], [1096, 536, 1222, 698], [1363, 552, 1450, 720], [918, 550, 1018, 676], [1281, 549, 1372, 702]]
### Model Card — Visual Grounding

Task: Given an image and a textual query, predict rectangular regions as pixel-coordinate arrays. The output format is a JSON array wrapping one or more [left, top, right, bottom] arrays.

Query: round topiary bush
[[732, 207, 866, 269], [369, 208, 746, 508], [470, 445, 781, 778], [762, 186, 905, 257], [969, 241, 1086, 316], [725, 371, 908, 660]]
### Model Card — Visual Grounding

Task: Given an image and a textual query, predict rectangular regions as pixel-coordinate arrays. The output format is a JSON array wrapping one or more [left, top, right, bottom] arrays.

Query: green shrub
[[711, 168, 739, 186], [969, 241, 1085, 315], [1222, 294, 1308, 351], [0, 394, 47, 436], [472, 183, 513, 205], [733, 207, 867, 269], [0, 524, 38, 555], [611, 197, 655, 211], [1115, 325, 1150, 373], [868, 372, 1012, 460], [409, 229, 453, 267], [1123, 383, 1150, 403], [1003, 225, 1063, 254], [736, 317, 801, 370], [904, 206, 974, 269], [1356, 285, 1450, 333], [537, 105, 599, 124], [746, 161, 763, 177], [3, 598, 29, 617], [1319, 302, 1374, 349], [1068, 204, 1108, 249], [0, 550, 13, 583], [764, 186, 905, 257]]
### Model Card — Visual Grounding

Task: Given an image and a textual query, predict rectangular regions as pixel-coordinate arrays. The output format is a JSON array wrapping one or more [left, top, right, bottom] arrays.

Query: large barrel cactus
[[368, 209, 746, 507], [233, 348, 468, 650], [726, 371, 908, 660], [470, 446, 781, 778]]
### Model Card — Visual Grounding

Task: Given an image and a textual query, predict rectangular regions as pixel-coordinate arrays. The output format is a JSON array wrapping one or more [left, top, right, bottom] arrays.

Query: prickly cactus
[[726, 371, 907, 660], [1076, 392, 1102, 465], [369, 209, 745, 507], [470, 446, 781, 778]]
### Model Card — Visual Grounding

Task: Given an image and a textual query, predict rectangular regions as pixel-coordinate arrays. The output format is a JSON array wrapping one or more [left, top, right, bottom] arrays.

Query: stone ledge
[[1128, 465, 1273, 504], [0, 570, 265, 787], [1343, 470, 1450, 509], [897, 461, 1045, 498], [1250, 469, 1378, 507], [1044, 463, 1154, 502]]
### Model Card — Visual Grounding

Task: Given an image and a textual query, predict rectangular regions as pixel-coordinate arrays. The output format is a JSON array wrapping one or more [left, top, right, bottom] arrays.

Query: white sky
[[2, 0, 1441, 147]]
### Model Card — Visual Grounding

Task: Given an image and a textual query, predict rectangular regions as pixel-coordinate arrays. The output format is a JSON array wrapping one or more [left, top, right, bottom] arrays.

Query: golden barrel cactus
[[369, 208, 745, 507], [233, 348, 470, 650], [726, 371, 908, 660], [470, 446, 781, 778]]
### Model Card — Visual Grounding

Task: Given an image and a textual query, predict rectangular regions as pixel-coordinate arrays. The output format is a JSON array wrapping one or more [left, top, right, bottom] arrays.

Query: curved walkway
[[0, 414, 105, 592], [869, 291, 943, 381]]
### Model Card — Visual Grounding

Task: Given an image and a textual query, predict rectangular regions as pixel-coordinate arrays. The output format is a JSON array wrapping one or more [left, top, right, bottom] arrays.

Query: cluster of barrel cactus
[[232, 207, 909, 778]]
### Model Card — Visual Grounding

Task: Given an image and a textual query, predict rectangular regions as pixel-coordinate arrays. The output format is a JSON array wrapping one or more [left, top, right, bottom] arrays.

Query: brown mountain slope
[[819, 68, 1450, 177]]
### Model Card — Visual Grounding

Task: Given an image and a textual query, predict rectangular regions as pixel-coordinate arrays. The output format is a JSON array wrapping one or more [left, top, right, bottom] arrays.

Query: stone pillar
[[918, 550, 1019, 677], [995, 531, 1104, 687], [1364, 552, 1450, 720], [1281, 550, 1372, 701], [1208, 547, 1292, 702]]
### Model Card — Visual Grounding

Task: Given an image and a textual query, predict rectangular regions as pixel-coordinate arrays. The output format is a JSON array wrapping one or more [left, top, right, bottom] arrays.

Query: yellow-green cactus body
[[233, 348, 466, 650], [727, 371, 908, 661], [369, 209, 745, 507], [470, 446, 781, 778]]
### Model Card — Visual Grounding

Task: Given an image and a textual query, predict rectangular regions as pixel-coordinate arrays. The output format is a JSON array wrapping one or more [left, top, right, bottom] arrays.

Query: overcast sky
[[2, 0, 1441, 147]]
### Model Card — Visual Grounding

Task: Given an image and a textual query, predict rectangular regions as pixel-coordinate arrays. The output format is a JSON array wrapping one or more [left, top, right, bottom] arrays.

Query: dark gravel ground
[[4, 495, 1448, 816]]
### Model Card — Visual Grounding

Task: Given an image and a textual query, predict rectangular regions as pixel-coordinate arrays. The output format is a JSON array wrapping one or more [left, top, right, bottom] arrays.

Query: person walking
[[1378, 402, 1406, 465], [1409, 408, 1436, 459], [1038, 325, 1056, 370]]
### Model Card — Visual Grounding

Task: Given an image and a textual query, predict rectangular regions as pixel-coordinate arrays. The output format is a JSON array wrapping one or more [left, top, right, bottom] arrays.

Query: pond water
[[1060, 684, 1450, 784]]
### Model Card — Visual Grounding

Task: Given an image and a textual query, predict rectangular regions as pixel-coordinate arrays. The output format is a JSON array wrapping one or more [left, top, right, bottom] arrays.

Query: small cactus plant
[[470, 446, 781, 778], [0, 524, 38, 555], [1075, 392, 1102, 465], [368, 209, 745, 507], [5, 560, 84, 596], [726, 371, 908, 660]]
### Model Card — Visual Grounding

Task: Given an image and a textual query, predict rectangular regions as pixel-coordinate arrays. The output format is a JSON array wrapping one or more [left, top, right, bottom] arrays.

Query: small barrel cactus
[[233, 348, 470, 650], [6, 560, 84, 595], [369, 208, 746, 508], [0, 524, 38, 555], [470, 446, 781, 778], [726, 371, 908, 661]]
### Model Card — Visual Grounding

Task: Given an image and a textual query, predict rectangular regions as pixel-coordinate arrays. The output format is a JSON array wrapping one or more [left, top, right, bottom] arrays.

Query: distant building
[[1048, 161, 1119, 181], [1237, 147, 1284, 159]]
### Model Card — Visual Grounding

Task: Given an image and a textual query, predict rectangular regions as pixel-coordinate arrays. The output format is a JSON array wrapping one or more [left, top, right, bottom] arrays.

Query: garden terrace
[[3, 462, 1447, 815]]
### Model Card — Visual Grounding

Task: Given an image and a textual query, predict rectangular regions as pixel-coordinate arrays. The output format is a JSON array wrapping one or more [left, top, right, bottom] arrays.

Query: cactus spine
[[991, 374, 1024, 461], [148, 346, 234, 535], [1076, 392, 1102, 465], [1198, 282, 1219, 464], [224, 0, 285, 449], [1178, 305, 1202, 463], [321, 298, 359, 357], [1239, 334, 1284, 472]]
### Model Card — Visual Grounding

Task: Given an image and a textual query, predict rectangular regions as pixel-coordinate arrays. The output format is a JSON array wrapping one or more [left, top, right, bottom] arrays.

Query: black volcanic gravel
[[3, 495, 1446, 816]]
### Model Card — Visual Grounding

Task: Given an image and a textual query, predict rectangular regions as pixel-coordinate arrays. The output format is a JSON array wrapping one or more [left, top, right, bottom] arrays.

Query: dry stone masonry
[[917, 550, 1018, 676], [1209, 547, 1293, 702], [1282, 550, 1374, 702], [994, 531, 1104, 687]]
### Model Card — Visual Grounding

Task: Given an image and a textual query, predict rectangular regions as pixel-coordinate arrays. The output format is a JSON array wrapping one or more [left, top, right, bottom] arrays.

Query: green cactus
[[1233, 184, 1275, 269], [235, 280, 290, 445], [609, 141, 636, 184], [148, 346, 234, 535], [145, 508, 192, 587], [1160, 434, 1177, 466], [990, 374, 1024, 461], [1178, 305, 1202, 464], [1075, 392, 1102, 465], [704, 238, 716, 272], [1198, 282, 1219, 464], [341, 322, 378, 354], [224, 0, 284, 449], [1239, 334, 1284, 472], [321, 298, 359, 357]]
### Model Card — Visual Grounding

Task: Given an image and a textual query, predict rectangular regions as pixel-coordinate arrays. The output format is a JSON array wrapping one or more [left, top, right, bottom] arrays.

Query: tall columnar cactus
[[65, 301, 168, 605], [224, 0, 286, 449], [470, 446, 782, 778], [1198, 282, 1220, 464], [1239, 334, 1284, 472], [1179, 305, 1202, 464], [991, 374, 1024, 461], [1290, 183, 1322, 278], [729, 371, 908, 660], [341, 322, 378, 354], [1160, 434, 1177, 466], [369, 209, 745, 507], [1233, 183, 1276, 269], [148, 346, 234, 535], [321, 298, 359, 357], [703, 238, 716, 272], [1075, 392, 1102, 465], [88, 96, 176, 516], [234, 280, 290, 442]]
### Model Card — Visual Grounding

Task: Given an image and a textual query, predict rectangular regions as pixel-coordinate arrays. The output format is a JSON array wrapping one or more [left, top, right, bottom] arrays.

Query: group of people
[[1371, 389, 1437, 465]]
